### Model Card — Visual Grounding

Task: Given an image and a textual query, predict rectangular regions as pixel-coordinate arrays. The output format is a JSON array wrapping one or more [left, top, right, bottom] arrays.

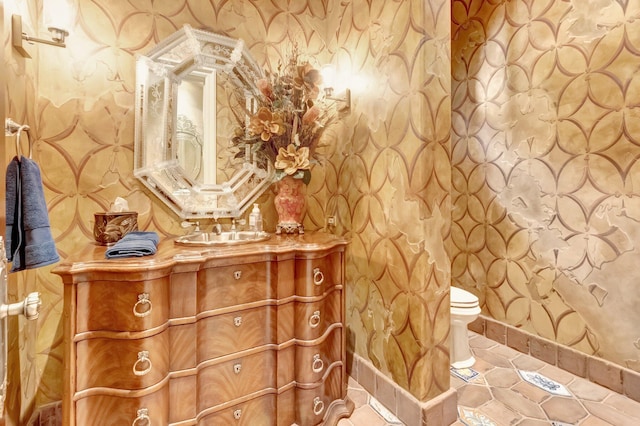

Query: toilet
[[450, 286, 481, 369]]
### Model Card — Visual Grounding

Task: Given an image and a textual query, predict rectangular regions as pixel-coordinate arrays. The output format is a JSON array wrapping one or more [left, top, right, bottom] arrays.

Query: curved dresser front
[[52, 232, 354, 426]]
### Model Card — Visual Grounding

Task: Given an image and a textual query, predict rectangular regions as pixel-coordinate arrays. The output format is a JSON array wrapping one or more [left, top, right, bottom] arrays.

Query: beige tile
[[506, 326, 530, 354], [442, 390, 459, 425], [467, 356, 496, 374], [622, 368, 640, 403], [515, 419, 550, 426], [484, 318, 507, 344], [484, 367, 520, 388], [348, 385, 371, 410], [541, 396, 588, 424], [491, 341, 523, 360], [456, 384, 492, 408], [579, 415, 620, 426], [557, 345, 587, 378], [480, 400, 523, 424], [512, 381, 553, 404], [568, 377, 613, 402], [491, 387, 547, 419], [602, 393, 640, 421], [538, 363, 576, 385], [511, 354, 547, 371], [529, 335, 557, 366], [469, 333, 497, 350], [472, 348, 513, 369], [396, 392, 421, 426], [583, 400, 640, 425], [468, 316, 485, 335], [347, 405, 388, 426], [358, 359, 376, 395], [374, 370, 397, 415], [588, 357, 623, 394]]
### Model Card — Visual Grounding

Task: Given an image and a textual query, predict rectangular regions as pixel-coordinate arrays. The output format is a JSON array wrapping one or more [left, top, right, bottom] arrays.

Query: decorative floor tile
[[368, 396, 403, 424], [458, 406, 497, 426], [518, 370, 572, 397], [451, 366, 481, 382], [551, 422, 574, 426]]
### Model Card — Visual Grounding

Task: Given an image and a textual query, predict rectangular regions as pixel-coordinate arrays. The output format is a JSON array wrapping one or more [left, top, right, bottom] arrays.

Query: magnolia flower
[[275, 144, 310, 175], [256, 78, 273, 101], [249, 107, 285, 141], [295, 62, 322, 101]]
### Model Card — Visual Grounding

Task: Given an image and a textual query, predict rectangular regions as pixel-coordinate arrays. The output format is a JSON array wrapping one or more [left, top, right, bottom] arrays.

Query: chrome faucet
[[180, 221, 200, 234], [212, 220, 222, 235], [230, 219, 237, 239]]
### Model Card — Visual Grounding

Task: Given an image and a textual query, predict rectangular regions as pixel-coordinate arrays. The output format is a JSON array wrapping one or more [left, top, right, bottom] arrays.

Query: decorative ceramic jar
[[274, 175, 306, 234], [93, 212, 138, 245]]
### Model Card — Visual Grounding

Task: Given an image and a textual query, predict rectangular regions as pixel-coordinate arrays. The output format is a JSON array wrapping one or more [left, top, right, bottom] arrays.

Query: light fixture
[[12, 12, 69, 58], [321, 64, 351, 111]]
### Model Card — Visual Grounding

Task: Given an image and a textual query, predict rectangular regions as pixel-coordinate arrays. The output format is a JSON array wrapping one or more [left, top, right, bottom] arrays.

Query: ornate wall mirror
[[134, 25, 273, 219]]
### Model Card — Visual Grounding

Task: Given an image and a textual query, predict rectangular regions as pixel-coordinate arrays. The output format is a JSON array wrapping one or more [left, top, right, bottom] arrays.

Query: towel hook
[[15, 125, 32, 159]]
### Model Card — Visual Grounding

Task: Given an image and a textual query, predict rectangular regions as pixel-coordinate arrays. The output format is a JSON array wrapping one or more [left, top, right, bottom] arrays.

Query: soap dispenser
[[249, 203, 263, 232]]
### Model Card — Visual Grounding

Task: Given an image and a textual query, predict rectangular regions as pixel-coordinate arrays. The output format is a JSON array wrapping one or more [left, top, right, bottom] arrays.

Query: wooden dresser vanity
[[52, 232, 353, 425]]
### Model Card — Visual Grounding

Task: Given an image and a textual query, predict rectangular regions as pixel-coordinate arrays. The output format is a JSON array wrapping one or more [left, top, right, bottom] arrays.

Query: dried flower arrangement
[[233, 46, 337, 184]]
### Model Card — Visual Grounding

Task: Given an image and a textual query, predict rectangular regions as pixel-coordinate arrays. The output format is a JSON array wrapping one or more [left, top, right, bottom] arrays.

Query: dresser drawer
[[75, 278, 170, 333], [295, 251, 343, 297], [75, 331, 169, 391], [198, 306, 275, 361], [198, 350, 277, 409], [294, 288, 342, 341], [75, 387, 169, 426], [295, 326, 342, 384], [296, 366, 344, 426], [199, 394, 276, 426], [197, 262, 274, 311]]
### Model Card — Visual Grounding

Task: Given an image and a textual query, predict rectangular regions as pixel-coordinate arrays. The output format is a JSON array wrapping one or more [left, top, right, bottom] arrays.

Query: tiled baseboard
[[470, 314, 640, 404], [347, 351, 458, 426]]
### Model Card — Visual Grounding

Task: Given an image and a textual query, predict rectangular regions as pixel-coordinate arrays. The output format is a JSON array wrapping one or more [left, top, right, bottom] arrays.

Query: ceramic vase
[[274, 175, 306, 234]]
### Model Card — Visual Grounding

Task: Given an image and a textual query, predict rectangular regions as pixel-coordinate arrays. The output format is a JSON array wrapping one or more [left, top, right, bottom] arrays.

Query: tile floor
[[340, 331, 640, 425]]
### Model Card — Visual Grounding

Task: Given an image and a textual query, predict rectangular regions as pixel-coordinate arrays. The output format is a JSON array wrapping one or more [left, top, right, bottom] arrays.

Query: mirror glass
[[134, 25, 273, 219]]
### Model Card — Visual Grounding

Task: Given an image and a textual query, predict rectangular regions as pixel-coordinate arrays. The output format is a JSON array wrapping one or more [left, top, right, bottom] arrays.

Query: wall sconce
[[321, 64, 351, 111], [12, 0, 71, 58]]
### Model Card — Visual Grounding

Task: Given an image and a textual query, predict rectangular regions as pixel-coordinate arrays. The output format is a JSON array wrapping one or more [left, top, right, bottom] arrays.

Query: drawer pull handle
[[234, 270, 242, 280], [234, 316, 242, 327], [312, 354, 324, 373], [133, 293, 152, 318], [233, 363, 242, 374], [132, 408, 150, 426], [313, 268, 324, 286], [233, 409, 242, 420], [133, 351, 152, 376], [313, 397, 325, 416], [309, 310, 321, 328]]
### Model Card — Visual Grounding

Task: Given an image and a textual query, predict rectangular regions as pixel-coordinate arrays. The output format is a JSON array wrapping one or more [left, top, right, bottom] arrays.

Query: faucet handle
[[180, 221, 200, 232]]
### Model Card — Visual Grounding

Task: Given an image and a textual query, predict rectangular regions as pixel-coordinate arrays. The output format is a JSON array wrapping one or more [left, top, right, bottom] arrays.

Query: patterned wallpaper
[[451, 0, 640, 371], [3, 0, 451, 422]]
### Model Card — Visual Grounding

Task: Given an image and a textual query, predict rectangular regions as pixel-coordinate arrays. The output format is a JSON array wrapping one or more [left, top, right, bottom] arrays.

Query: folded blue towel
[[105, 231, 160, 259]]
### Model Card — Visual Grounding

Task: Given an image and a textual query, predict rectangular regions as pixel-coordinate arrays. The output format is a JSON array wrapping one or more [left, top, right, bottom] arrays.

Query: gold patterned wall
[[337, 1, 452, 401], [3, 0, 451, 422], [451, 0, 640, 371]]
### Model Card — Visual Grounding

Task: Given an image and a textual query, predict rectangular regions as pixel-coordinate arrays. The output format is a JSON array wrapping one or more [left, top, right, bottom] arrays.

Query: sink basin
[[174, 231, 271, 247]]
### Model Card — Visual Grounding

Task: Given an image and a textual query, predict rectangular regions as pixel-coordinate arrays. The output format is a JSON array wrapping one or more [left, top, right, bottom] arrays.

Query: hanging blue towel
[[105, 231, 160, 259], [5, 157, 21, 266], [5, 156, 60, 272]]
